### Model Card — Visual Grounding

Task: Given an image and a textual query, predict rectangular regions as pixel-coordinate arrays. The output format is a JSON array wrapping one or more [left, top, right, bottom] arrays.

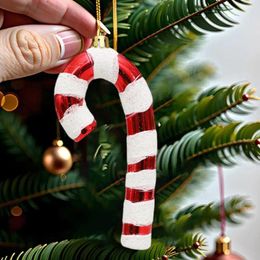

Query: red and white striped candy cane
[[54, 47, 157, 250]]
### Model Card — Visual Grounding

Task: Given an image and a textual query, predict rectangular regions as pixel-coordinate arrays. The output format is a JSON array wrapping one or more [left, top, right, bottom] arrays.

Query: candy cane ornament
[[54, 36, 157, 250]]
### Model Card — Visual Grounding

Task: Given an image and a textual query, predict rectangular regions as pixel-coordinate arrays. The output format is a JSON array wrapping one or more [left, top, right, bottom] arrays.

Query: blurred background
[[188, 0, 260, 259]]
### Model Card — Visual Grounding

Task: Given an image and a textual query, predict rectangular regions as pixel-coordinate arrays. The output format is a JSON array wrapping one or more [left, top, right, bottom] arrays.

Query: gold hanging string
[[96, 0, 101, 35], [96, 0, 102, 35], [96, 0, 101, 22], [56, 120, 61, 140], [112, 0, 118, 50]]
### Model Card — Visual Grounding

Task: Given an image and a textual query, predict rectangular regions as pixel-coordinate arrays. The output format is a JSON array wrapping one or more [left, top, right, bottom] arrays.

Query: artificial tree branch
[[121, 0, 230, 54], [173, 89, 258, 139], [186, 139, 257, 161], [0, 183, 85, 209]]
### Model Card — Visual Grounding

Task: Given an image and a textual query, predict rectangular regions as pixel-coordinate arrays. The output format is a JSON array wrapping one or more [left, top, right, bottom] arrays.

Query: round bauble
[[43, 140, 73, 175]]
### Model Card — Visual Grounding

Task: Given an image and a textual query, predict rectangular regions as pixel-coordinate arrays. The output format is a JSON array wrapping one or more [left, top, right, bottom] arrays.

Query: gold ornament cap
[[53, 139, 64, 147], [216, 236, 231, 255], [93, 35, 110, 48]]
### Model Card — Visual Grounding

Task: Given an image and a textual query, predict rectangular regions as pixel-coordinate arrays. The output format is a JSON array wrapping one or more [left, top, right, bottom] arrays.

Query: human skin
[[0, 0, 96, 82]]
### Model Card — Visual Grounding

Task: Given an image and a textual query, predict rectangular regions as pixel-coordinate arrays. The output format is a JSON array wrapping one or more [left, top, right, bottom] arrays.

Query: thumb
[[0, 25, 85, 82]]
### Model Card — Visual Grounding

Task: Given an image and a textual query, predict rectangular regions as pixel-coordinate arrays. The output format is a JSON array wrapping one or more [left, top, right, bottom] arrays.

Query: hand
[[0, 0, 96, 82]]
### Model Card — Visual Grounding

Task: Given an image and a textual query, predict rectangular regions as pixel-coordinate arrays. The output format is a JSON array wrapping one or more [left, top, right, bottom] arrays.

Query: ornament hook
[[94, 0, 110, 48]]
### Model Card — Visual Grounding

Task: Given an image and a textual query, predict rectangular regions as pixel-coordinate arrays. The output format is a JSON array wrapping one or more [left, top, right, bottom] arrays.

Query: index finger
[[0, 0, 96, 38]]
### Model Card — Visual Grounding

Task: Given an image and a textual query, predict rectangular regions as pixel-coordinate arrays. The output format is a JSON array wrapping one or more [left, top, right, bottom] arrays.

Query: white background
[[187, 1, 260, 259]]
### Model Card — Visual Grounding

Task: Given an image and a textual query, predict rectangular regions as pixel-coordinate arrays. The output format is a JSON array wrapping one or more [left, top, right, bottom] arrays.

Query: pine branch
[[1, 239, 168, 259], [0, 171, 85, 212], [0, 183, 85, 209], [187, 138, 256, 161], [161, 197, 252, 239], [121, 0, 248, 54], [1, 235, 207, 259], [159, 122, 260, 176], [159, 83, 257, 146]]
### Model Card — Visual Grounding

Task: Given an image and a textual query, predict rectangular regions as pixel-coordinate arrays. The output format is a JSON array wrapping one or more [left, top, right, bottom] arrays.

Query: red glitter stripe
[[64, 52, 94, 80], [127, 156, 156, 172], [80, 52, 94, 81], [74, 120, 97, 142], [122, 223, 152, 235], [54, 95, 84, 120], [126, 106, 155, 135], [125, 188, 154, 203], [115, 54, 141, 92]]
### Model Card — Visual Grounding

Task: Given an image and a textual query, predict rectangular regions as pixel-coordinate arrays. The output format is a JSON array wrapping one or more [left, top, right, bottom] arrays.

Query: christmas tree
[[0, 0, 259, 259]]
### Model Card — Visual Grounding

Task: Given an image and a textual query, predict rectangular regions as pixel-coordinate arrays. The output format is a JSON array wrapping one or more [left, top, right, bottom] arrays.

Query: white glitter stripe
[[87, 47, 119, 84], [121, 234, 151, 250], [54, 73, 88, 97], [60, 103, 94, 140], [127, 130, 157, 164], [125, 170, 156, 190], [122, 200, 155, 225], [119, 77, 153, 115]]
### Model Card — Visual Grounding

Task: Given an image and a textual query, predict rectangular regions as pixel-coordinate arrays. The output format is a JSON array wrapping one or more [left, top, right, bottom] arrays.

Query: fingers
[[0, 0, 96, 39], [1, 11, 36, 29], [0, 25, 84, 82]]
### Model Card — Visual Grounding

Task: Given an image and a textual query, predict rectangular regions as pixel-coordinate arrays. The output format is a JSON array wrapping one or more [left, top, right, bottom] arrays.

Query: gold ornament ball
[[43, 140, 73, 175]]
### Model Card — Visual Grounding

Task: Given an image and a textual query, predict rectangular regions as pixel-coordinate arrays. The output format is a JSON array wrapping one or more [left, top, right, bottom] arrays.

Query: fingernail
[[56, 30, 83, 60]]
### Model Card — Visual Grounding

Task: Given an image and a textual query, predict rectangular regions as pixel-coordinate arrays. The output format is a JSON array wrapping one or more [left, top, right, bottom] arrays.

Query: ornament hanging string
[[218, 165, 226, 237], [112, 0, 118, 50], [96, 0, 102, 35], [56, 120, 61, 140]]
